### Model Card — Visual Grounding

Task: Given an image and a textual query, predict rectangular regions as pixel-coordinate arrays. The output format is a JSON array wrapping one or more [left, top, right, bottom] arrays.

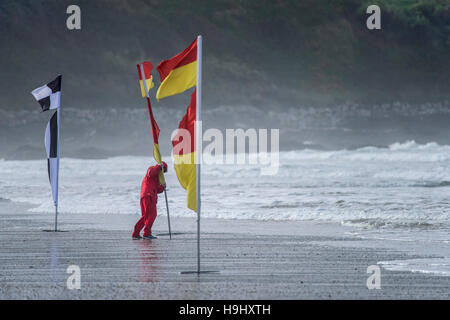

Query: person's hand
[[159, 163, 164, 170], [162, 183, 167, 189]]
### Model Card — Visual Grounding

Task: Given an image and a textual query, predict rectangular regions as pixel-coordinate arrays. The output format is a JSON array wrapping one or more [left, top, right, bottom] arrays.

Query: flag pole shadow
[[180, 270, 220, 275], [42, 229, 68, 232], [156, 232, 187, 237]]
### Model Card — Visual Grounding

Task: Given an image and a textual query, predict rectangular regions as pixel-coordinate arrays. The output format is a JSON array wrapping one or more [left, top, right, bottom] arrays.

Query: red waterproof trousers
[[132, 195, 157, 237]]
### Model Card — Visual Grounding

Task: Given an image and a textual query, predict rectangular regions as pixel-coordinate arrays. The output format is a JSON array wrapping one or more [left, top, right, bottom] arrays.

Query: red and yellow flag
[[146, 98, 162, 165], [137, 61, 164, 183], [156, 39, 197, 101], [137, 61, 155, 97], [172, 89, 197, 211]]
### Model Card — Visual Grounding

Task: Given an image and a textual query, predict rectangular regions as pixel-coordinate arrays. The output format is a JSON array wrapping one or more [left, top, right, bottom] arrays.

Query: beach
[[0, 200, 448, 300]]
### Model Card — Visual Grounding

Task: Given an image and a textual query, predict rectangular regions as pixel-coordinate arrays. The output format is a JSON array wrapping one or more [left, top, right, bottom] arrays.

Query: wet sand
[[0, 200, 448, 299]]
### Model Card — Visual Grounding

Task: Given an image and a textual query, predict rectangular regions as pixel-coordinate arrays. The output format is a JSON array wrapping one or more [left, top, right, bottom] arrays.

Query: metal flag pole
[[163, 187, 172, 239], [196, 35, 202, 273], [55, 75, 62, 232], [180, 36, 217, 275], [54, 204, 58, 232], [139, 63, 172, 239], [54, 205, 58, 232]]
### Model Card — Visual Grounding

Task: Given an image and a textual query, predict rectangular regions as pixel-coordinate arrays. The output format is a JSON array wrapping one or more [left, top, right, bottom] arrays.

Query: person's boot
[[132, 235, 142, 240], [143, 235, 157, 239]]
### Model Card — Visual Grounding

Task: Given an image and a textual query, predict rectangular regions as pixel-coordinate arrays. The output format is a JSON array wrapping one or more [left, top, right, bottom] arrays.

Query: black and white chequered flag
[[31, 75, 61, 112], [31, 75, 62, 207]]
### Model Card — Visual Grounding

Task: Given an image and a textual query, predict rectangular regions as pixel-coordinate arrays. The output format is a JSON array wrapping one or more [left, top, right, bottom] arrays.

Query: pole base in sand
[[180, 270, 220, 275]]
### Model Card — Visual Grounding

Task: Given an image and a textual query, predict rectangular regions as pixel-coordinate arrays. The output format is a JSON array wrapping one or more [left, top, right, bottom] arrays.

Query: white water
[[0, 140, 449, 275]]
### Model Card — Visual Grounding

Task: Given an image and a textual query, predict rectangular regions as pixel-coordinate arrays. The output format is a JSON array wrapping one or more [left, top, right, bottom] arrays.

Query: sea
[[1, 140, 449, 276]]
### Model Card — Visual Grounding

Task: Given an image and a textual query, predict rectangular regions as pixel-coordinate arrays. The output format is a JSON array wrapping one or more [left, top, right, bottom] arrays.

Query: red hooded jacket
[[140, 165, 165, 199]]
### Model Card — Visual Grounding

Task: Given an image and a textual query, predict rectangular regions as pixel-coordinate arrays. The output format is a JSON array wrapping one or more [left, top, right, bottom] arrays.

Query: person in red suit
[[132, 161, 168, 239]]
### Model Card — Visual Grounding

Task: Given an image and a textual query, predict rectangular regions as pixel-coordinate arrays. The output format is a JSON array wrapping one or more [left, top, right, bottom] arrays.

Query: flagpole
[[139, 63, 172, 239], [55, 75, 62, 232], [163, 187, 172, 239], [196, 35, 202, 273], [180, 37, 216, 275]]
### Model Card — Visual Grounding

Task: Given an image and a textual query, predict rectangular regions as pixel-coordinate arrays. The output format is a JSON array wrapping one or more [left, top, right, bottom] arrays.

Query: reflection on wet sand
[[137, 240, 159, 283], [50, 238, 59, 284]]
